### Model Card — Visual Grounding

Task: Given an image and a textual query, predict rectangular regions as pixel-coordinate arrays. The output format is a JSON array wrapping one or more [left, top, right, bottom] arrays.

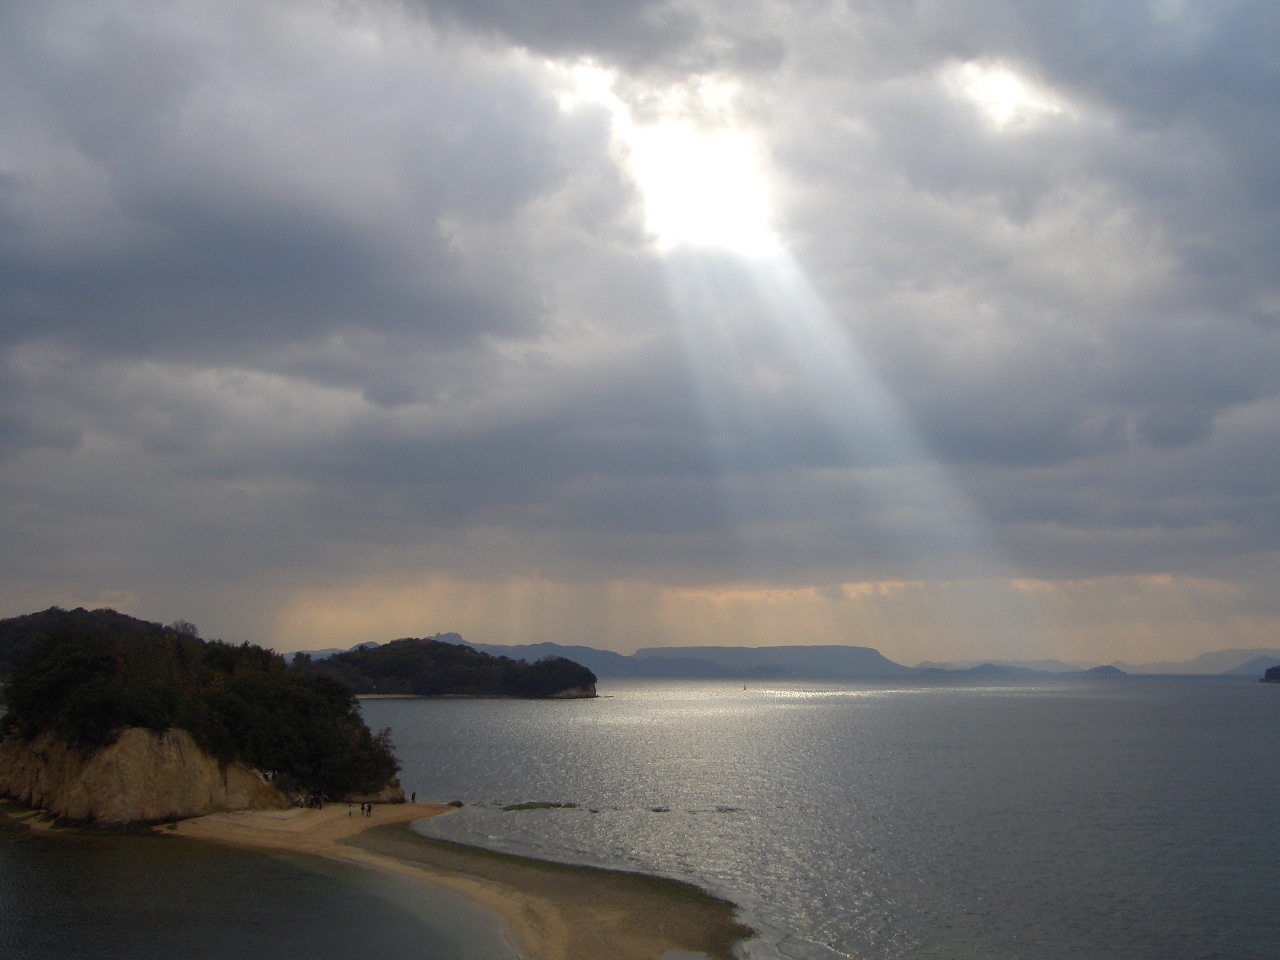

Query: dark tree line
[[292, 637, 596, 698]]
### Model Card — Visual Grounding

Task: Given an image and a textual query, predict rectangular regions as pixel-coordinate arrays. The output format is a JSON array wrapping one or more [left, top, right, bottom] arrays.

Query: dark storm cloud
[[406, 0, 700, 64], [0, 0, 622, 362], [403, 0, 786, 75]]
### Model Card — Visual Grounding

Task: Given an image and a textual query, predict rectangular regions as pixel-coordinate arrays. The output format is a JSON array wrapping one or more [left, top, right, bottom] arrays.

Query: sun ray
[[558, 61, 1043, 651]]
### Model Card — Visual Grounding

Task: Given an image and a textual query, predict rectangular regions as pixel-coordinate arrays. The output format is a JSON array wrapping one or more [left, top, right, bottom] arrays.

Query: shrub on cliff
[[292, 637, 596, 697], [0, 620, 399, 796]]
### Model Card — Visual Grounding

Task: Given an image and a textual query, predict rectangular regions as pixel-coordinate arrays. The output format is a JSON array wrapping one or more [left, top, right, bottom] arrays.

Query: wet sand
[[169, 803, 752, 960]]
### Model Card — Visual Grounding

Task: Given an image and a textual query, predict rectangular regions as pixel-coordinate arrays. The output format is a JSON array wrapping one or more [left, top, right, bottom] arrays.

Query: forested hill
[[0, 608, 399, 796], [0, 606, 175, 680], [292, 637, 597, 698]]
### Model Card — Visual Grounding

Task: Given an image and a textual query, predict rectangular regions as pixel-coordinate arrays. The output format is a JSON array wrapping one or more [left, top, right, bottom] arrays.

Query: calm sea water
[[360, 676, 1280, 960], [0, 830, 519, 959]]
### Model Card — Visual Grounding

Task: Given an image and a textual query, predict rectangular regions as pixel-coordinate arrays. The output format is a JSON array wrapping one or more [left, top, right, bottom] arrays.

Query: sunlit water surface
[[362, 676, 1280, 960]]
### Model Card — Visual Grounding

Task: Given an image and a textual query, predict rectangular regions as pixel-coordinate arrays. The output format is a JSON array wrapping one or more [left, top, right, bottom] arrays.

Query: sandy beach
[[169, 803, 752, 960]]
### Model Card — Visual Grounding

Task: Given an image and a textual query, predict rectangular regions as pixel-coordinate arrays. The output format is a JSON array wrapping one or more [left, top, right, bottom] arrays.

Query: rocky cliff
[[0, 728, 290, 824]]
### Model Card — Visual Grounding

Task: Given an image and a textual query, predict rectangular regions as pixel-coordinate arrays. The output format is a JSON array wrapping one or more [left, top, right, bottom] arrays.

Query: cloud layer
[[1, 0, 1277, 662]]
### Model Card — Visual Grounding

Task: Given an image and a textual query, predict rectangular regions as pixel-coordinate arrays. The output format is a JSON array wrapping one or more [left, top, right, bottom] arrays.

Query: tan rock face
[[0, 728, 290, 824]]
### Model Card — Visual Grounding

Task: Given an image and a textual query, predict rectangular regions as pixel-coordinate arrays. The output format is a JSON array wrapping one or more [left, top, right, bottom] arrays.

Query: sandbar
[[169, 803, 752, 960]]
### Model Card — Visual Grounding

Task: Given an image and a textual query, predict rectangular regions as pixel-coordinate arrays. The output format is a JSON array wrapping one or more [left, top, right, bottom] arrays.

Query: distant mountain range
[[300, 636, 1280, 679], [917, 649, 1280, 676], [1114, 649, 1280, 675], [456, 637, 912, 679]]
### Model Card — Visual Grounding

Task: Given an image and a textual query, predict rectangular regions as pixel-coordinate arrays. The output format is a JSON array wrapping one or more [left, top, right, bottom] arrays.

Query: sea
[[374, 676, 1280, 960], [0, 826, 521, 960], [4, 675, 1279, 959]]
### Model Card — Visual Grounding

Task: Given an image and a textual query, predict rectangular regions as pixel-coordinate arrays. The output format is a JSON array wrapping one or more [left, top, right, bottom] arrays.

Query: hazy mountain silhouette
[[1221, 654, 1280, 676], [1113, 648, 1280, 675], [298, 635, 1280, 678], [455, 638, 910, 677]]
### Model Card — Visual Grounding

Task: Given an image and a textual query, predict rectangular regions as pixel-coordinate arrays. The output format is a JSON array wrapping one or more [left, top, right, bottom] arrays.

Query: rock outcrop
[[547, 683, 597, 698], [0, 728, 290, 824]]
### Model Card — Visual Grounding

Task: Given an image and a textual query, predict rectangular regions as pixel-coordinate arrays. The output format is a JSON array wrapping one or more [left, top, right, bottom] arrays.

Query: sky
[[1, 0, 1277, 665]]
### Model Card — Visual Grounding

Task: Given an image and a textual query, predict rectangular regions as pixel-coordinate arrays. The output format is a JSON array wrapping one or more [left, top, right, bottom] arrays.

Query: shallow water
[[363, 676, 1280, 960], [0, 830, 519, 960]]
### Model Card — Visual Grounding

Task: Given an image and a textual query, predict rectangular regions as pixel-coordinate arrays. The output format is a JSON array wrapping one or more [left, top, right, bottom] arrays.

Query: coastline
[[168, 803, 752, 960], [354, 692, 597, 699]]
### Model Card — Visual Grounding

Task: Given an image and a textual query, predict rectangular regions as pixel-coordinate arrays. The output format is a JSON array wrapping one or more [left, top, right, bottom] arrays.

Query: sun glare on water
[[560, 65, 778, 258]]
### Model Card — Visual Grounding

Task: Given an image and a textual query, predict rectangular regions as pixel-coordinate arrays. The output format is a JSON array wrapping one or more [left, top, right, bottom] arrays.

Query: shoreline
[[167, 803, 752, 960], [354, 693, 597, 700]]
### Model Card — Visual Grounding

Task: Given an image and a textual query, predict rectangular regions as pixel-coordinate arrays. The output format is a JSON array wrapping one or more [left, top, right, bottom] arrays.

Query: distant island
[[1264, 665, 1280, 683], [415, 636, 1278, 679], [1084, 664, 1127, 677], [446, 636, 913, 679], [292, 636, 597, 698]]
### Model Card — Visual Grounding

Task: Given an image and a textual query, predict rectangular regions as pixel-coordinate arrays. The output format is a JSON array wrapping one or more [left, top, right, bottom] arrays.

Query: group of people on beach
[[350, 802, 375, 817]]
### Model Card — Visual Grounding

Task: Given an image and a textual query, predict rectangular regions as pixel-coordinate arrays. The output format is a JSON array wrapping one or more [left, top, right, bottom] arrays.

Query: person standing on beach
[[411, 792, 415, 803], [348, 804, 352, 816]]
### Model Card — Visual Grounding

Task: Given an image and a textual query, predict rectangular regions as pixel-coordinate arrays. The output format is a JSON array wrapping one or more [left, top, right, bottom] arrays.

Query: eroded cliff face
[[0, 728, 290, 824]]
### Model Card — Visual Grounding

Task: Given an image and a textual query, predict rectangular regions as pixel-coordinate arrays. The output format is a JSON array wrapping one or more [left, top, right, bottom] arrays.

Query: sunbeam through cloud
[[562, 64, 1041, 649]]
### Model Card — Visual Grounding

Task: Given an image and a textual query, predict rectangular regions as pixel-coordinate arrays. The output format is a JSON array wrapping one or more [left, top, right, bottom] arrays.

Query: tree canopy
[[0, 606, 173, 681], [0, 610, 398, 796], [293, 637, 597, 697]]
